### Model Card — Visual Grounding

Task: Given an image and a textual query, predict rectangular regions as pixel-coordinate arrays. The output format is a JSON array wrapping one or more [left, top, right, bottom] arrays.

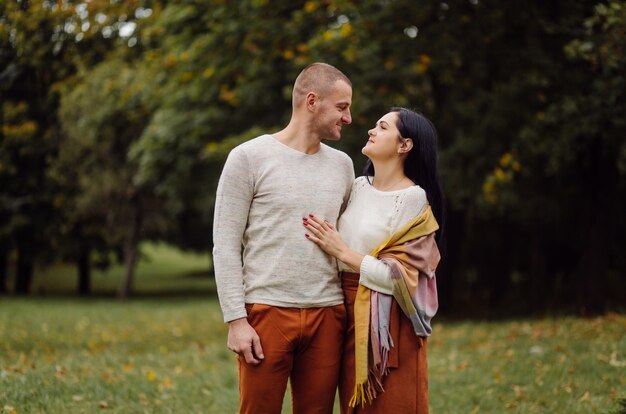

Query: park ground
[[1, 244, 624, 413]]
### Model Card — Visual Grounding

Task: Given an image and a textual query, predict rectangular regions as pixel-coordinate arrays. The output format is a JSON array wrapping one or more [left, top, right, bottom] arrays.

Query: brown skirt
[[339, 272, 429, 414]]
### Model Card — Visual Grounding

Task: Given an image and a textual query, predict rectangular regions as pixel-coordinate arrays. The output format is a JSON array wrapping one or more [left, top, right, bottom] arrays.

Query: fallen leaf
[[609, 352, 626, 367], [146, 370, 157, 382], [513, 385, 524, 400], [72, 395, 83, 401], [99, 401, 109, 409], [578, 391, 590, 403], [55, 365, 68, 379]]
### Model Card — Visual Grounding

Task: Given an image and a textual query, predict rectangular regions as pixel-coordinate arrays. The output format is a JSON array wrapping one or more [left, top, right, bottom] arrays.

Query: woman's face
[[362, 112, 405, 160]]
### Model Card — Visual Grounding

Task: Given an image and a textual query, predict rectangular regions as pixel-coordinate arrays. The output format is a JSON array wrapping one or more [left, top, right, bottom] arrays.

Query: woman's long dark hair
[[364, 107, 446, 246]]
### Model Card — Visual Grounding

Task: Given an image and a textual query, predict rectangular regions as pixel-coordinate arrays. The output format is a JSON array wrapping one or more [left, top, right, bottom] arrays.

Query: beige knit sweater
[[212, 134, 354, 322]]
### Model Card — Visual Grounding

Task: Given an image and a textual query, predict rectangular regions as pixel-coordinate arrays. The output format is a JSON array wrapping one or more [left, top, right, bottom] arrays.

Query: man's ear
[[306, 92, 318, 112], [399, 138, 413, 153]]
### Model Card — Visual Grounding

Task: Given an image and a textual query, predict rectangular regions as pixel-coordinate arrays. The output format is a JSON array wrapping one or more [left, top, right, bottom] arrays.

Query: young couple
[[213, 62, 444, 414]]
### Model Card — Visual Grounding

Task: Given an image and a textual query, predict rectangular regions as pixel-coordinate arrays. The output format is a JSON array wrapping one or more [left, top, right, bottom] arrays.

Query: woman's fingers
[[303, 216, 325, 233], [306, 214, 334, 231], [305, 223, 323, 239], [305, 233, 322, 244], [323, 220, 334, 230]]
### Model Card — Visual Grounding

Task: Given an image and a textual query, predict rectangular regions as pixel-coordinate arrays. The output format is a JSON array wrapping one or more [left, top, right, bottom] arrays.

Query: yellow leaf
[[495, 167, 506, 181], [72, 395, 83, 401], [412, 62, 428, 74], [202, 67, 215, 78], [182, 72, 194, 82], [499, 152, 512, 167], [304, 1, 318, 12], [146, 370, 157, 381], [162, 377, 173, 388], [340, 23, 353, 38]]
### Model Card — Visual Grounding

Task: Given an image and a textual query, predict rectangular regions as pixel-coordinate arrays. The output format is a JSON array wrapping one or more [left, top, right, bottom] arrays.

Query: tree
[[0, 1, 74, 294]]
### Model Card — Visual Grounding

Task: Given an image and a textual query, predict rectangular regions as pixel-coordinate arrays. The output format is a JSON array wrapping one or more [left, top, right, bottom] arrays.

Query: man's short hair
[[292, 63, 351, 105]]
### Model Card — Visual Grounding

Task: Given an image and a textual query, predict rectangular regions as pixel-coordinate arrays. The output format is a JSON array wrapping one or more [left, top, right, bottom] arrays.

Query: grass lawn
[[1, 244, 624, 413]]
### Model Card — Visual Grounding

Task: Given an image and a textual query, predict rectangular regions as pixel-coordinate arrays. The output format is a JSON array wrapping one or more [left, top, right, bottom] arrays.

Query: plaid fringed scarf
[[349, 205, 441, 408]]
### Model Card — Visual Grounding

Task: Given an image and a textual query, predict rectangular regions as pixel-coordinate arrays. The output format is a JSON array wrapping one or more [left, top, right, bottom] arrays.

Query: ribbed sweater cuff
[[359, 255, 393, 295], [223, 308, 248, 323]]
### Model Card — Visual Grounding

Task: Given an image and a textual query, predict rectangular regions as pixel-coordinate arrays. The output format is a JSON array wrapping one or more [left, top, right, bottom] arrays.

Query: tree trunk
[[118, 205, 142, 299], [575, 145, 613, 315], [576, 204, 609, 315], [528, 229, 546, 314], [0, 247, 7, 294], [77, 247, 91, 296], [437, 206, 463, 314], [487, 218, 511, 310], [14, 247, 34, 295]]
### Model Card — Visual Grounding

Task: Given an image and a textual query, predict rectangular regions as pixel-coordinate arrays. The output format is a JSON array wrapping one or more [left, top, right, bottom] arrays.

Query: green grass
[[21, 243, 214, 297], [1, 244, 624, 413]]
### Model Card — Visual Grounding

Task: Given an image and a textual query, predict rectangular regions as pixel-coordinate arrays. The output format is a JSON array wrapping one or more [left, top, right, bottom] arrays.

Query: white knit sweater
[[337, 176, 428, 294]]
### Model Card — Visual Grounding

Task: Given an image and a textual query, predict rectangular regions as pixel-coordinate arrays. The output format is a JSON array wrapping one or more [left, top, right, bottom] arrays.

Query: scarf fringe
[[349, 362, 390, 407]]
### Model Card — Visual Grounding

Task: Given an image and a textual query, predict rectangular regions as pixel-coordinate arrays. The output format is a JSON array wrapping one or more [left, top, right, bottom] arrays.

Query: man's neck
[[273, 123, 322, 155]]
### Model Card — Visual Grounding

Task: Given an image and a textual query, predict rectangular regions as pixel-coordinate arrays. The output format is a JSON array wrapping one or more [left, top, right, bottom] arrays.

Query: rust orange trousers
[[238, 303, 346, 414], [339, 272, 429, 414]]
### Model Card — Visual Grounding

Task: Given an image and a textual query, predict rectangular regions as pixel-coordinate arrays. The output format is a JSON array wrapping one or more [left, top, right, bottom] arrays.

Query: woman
[[303, 107, 444, 413]]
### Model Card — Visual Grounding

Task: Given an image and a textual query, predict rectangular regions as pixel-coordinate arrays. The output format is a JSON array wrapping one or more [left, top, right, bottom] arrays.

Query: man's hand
[[227, 317, 264, 365]]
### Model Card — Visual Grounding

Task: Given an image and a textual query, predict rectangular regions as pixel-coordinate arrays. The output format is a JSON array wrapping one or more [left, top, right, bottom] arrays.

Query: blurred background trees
[[1, 0, 624, 314]]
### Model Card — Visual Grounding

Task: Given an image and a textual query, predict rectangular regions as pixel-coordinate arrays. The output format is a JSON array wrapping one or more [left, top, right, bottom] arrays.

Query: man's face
[[313, 80, 352, 141]]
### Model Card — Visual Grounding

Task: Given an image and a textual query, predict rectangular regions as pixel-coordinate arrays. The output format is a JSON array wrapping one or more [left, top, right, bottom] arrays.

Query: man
[[213, 62, 354, 413]]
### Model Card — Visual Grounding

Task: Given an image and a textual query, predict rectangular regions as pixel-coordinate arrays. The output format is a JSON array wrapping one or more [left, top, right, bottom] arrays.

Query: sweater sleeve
[[340, 159, 356, 215], [358, 186, 429, 295], [212, 147, 254, 323], [359, 255, 393, 295]]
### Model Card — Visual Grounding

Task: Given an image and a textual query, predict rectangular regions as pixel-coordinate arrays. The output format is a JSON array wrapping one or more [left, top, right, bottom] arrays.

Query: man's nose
[[342, 110, 352, 124]]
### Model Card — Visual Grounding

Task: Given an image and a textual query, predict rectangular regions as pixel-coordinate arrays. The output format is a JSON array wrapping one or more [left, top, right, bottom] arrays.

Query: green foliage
[[2, 0, 625, 308], [0, 0, 150, 292]]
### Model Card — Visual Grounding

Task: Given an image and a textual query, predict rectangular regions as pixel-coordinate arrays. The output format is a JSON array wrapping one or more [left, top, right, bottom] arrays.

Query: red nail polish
[[305, 234, 310, 238], [309, 214, 314, 218]]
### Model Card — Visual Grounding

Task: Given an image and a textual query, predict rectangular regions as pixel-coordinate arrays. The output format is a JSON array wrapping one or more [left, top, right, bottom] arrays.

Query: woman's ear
[[399, 138, 413, 154]]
